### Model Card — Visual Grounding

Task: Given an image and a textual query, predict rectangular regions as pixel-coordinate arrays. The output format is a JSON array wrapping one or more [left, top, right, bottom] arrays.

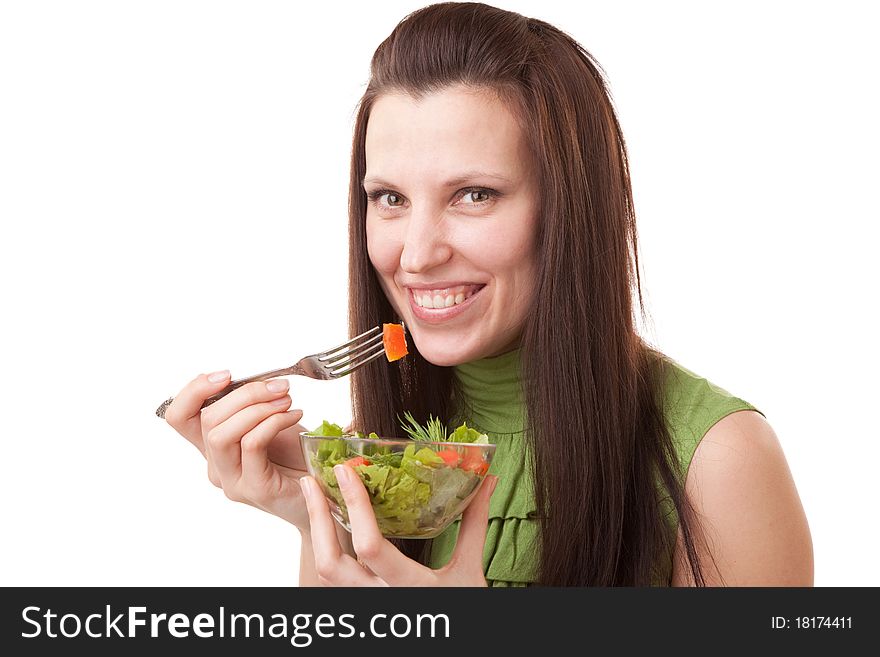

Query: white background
[[1, 0, 877, 586]]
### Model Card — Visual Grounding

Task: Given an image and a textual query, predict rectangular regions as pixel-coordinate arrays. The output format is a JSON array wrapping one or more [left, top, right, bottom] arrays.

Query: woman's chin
[[422, 355, 464, 367], [416, 348, 466, 367], [412, 335, 478, 367]]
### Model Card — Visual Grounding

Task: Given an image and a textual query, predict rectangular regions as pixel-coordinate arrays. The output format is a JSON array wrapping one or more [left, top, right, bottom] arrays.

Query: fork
[[155, 325, 389, 419]]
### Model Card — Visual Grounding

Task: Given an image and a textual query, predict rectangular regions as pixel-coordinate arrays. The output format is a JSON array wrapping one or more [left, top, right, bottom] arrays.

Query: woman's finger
[[448, 475, 498, 569], [267, 424, 309, 471], [205, 396, 293, 489], [299, 476, 378, 586], [199, 379, 291, 431], [240, 409, 304, 500], [334, 464, 417, 585], [163, 370, 231, 451]]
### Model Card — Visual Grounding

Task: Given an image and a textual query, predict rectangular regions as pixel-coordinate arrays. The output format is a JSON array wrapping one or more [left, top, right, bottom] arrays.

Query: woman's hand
[[299, 464, 499, 586], [163, 370, 311, 531]]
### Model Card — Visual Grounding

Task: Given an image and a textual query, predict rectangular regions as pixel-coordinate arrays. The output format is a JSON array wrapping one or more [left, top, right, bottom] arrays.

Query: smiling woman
[[338, 2, 813, 586], [162, 1, 813, 587]]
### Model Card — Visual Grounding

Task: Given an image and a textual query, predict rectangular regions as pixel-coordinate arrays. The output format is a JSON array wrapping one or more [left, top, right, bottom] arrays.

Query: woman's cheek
[[366, 224, 402, 276]]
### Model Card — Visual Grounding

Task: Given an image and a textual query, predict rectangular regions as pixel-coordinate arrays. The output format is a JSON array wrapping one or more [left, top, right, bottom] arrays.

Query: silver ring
[[156, 397, 174, 419]]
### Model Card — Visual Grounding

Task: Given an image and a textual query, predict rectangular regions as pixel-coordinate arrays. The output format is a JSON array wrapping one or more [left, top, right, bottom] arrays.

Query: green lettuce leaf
[[309, 420, 346, 437], [315, 439, 349, 468], [449, 422, 489, 444]]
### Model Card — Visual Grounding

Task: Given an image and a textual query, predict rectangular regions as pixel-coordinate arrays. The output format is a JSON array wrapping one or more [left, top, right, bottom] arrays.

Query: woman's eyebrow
[[362, 171, 513, 188]]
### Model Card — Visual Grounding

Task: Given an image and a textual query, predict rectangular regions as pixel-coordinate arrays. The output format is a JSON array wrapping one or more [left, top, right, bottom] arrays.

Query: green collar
[[453, 348, 527, 435]]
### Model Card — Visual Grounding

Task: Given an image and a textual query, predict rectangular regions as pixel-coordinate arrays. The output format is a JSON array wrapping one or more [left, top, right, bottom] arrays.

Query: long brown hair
[[347, 2, 708, 585]]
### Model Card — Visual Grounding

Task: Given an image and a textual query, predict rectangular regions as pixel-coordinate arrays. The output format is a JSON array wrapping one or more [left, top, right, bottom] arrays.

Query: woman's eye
[[368, 191, 405, 208], [462, 190, 490, 204], [456, 188, 498, 207]]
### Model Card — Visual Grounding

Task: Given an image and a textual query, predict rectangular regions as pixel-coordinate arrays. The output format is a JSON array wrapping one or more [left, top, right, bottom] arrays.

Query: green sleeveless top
[[426, 348, 762, 586]]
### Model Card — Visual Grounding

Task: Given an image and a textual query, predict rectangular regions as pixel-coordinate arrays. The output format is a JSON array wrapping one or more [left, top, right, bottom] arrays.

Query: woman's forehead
[[364, 87, 530, 186]]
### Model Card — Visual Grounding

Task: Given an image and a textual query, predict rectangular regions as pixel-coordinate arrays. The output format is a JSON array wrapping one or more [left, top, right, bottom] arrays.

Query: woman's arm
[[671, 410, 814, 586]]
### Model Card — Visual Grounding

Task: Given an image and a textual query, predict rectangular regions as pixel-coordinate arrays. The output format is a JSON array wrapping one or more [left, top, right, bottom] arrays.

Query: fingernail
[[489, 476, 499, 494], [271, 395, 291, 407], [208, 370, 230, 383], [334, 464, 351, 487], [299, 477, 312, 500], [266, 379, 289, 393]]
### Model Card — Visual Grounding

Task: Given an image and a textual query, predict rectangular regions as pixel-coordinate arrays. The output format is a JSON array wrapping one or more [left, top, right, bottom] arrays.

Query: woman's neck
[[453, 347, 526, 435]]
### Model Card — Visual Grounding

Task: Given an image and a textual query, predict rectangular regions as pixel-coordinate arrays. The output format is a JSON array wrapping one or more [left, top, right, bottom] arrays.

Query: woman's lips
[[408, 285, 486, 323]]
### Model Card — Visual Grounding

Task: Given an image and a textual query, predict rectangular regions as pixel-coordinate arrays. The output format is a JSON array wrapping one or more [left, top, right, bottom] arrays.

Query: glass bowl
[[300, 433, 496, 539]]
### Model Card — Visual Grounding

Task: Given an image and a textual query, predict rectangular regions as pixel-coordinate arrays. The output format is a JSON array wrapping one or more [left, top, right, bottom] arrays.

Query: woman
[[164, 2, 813, 586]]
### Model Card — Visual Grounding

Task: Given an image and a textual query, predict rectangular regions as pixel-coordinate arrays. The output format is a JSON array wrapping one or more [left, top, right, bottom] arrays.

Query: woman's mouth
[[407, 284, 486, 323]]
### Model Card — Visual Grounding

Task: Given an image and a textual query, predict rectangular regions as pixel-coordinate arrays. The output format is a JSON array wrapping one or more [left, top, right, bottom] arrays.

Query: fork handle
[[202, 365, 301, 408], [155, 365, 301, 419]]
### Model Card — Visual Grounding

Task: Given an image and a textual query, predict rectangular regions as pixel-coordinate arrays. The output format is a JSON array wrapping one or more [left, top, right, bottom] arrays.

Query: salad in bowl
[[300, 413, 496, 539]]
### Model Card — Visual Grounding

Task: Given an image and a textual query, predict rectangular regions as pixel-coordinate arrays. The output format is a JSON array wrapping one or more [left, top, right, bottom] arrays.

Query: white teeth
[[413, 285, 482, 309]]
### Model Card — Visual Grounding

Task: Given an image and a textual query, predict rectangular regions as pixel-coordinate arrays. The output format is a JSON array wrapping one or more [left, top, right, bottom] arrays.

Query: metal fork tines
[[313, 326, 386, 378], [155, 325, 389, 419]]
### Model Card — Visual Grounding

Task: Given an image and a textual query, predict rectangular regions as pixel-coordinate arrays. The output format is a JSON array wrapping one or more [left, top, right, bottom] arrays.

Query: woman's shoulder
[[655, 355, 760, 419], [664, 377, 814, 585], [651, 354, 764, 473], [650, 356, 813, 585]]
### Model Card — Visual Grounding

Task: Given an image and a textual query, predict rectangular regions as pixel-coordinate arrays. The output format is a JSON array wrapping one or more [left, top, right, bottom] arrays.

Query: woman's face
[[365, 85, 539, 366]]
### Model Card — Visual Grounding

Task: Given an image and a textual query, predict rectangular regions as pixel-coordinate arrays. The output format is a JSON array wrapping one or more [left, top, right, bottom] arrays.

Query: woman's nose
[[399, 210, 453, 273]]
